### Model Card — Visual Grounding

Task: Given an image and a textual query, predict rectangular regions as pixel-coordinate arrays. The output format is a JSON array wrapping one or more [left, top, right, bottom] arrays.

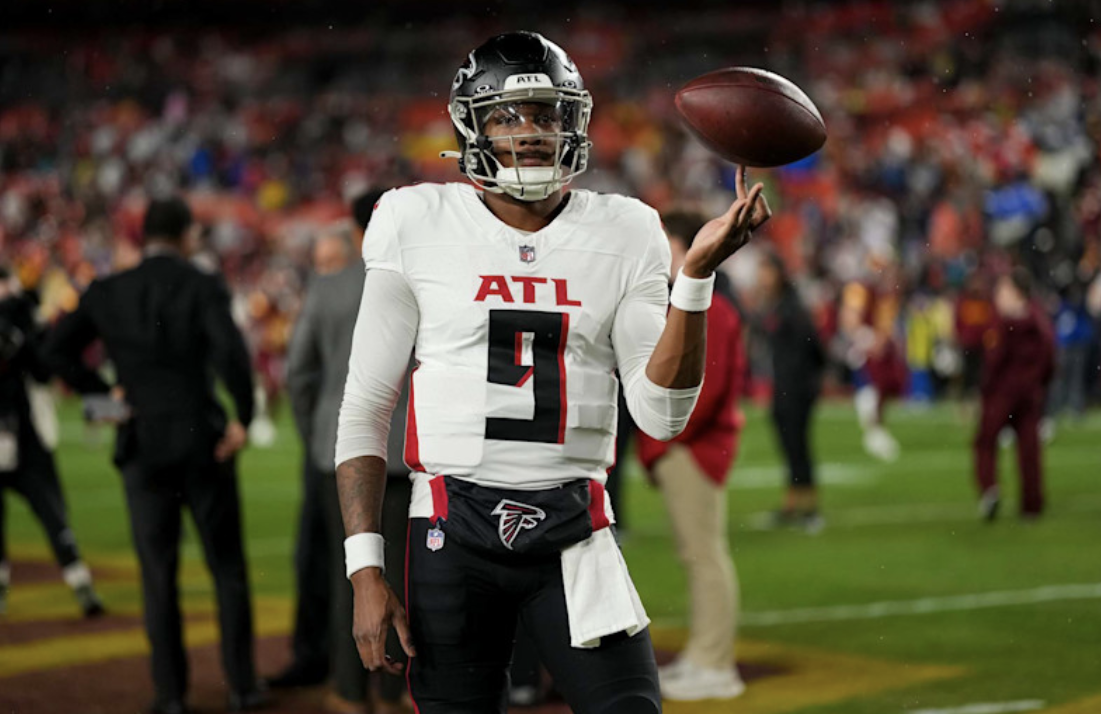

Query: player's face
[[994, 277, 1025, 317], [313, 235, 350, 276], [758, 258, 781, 297], [482, 101, 565, 167]]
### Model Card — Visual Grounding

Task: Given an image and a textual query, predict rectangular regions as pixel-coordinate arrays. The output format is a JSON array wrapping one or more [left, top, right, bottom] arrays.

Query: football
[[674, 67, 826, 167]]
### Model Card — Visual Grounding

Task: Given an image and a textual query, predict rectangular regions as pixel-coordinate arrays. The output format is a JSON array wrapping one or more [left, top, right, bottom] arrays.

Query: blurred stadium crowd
[[2, 0, 1100, 414]]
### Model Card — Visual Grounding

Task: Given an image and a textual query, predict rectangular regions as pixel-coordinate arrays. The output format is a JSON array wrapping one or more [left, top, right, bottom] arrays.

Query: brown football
[[674, 67, 826, 167]]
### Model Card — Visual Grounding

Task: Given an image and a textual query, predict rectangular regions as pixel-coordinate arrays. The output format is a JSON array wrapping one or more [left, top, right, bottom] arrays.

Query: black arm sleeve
[[10, 297, 53, 384], [202, 275, 255, 427], [42, 286, 112, 394]]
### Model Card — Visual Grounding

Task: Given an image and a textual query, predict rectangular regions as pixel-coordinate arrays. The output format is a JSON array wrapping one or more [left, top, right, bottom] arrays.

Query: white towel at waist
[[560, 527, 650, 649]]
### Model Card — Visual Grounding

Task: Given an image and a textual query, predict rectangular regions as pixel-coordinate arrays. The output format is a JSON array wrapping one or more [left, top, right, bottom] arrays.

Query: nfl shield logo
[[426, 527, 445, 551], [519, 245, 536, 263]]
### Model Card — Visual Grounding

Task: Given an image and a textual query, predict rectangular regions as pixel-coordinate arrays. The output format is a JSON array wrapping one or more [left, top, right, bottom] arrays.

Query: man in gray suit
[[271, 227, 356, 690], [284, 192, 413, 713]]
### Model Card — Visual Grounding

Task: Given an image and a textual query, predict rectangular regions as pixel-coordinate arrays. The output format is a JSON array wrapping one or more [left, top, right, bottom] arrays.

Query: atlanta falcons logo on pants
[[492, 499, 547, 550]]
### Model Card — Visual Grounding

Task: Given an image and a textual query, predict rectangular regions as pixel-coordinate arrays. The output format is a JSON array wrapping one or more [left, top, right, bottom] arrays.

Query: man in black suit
[[45, 197, 265, 714]]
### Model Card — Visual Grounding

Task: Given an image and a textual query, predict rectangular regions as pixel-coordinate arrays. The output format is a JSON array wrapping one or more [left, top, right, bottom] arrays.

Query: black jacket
[[763, 287, 825, 403], [45, 254, 254, 469], [0, 294, 52, 454]]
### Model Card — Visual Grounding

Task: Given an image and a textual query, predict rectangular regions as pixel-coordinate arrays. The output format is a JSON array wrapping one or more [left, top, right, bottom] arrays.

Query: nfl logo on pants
[[426, 527, 445, 551]]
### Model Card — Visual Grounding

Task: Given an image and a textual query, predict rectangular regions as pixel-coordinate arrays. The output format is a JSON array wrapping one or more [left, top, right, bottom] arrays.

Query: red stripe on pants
[[588, 481, 610, 531], [428, 476, 449, 522]]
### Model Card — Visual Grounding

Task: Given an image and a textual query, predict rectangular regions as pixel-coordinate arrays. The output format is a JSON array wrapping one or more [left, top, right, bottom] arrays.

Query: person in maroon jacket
[[637, 211, 748, 702], [974, 268, 1055, 520], [955, 272, 994, 401]]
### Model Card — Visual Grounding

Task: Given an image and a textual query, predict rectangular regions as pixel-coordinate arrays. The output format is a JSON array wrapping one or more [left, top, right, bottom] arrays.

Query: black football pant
[[121, 457, 255, 705], [406, 518, 661, 714], [0, 435, 81, 569]]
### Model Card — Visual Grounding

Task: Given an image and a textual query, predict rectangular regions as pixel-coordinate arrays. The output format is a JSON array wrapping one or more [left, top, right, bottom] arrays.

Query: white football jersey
[[361, 182, 671, 491]]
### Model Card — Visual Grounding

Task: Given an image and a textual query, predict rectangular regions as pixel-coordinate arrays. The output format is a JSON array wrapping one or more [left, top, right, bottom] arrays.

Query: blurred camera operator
[[0, 267, 105, 619]]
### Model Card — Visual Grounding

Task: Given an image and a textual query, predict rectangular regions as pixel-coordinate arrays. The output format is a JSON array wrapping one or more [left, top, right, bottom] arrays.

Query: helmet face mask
[[447, 32, 593, 201]]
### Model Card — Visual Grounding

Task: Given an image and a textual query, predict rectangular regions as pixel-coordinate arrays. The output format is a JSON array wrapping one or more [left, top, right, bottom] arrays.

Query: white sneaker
[[660, 663, 746, 701], [657, 657, 691, 685], [863, 426, 900, 462], [1039, 417, 1056, 444], [978, 486, 1000, 522]]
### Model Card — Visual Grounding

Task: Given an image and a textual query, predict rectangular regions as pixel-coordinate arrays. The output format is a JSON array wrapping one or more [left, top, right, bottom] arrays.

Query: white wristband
[[344, 532, 385, 578], [669, 268, 715, 312]]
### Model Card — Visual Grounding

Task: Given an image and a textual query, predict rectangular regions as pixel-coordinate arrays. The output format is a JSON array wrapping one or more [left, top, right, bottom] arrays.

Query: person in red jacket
[[637, 211, 747, 702], [974, 268, 1055, 520], [955, 272, 995, 401]]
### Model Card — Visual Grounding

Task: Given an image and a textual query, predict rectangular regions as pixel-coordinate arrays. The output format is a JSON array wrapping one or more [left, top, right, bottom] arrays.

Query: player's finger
[[367, 628, 389, 672], [381, 654, 405, 676], [372, 628, 405, 675], [353, 630, 374, 669], [752, 191, 773, 229], [735, 165, 747, 199], [733, 199, 753, 229], [393, 607, 418, 659], [734, 184, 763, 228], [708, 202, 739, 238], [720, 196, 740, 223], [743, 184, 764, 221], [379, 655, 404, 676]]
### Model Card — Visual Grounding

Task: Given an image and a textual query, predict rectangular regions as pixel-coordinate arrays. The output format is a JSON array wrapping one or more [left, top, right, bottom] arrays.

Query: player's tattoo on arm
[[336, 455, 388, 536]]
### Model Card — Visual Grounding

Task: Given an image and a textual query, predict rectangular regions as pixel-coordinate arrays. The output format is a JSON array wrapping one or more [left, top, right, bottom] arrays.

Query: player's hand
[[108, 386, 130, 418], [683, 165, 771, 278], [96, 386, 132, 424], [214, 420, 247, 462], [350, 568, 416, 674]]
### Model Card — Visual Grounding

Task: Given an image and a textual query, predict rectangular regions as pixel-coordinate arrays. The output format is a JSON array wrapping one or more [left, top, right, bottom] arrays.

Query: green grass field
[[5, 399, 1101, 713]]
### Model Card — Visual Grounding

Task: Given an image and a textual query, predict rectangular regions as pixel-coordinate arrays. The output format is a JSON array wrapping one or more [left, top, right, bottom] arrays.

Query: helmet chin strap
[[493, 166, 563, 201]]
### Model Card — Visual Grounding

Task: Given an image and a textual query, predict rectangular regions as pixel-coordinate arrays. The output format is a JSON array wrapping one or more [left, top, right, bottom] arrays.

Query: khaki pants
[[654, 444, 738, 670]]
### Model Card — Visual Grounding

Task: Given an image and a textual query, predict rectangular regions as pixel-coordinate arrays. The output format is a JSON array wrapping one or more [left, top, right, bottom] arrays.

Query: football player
[[334, 32, 768, 713], [838, 266, 905, 462]]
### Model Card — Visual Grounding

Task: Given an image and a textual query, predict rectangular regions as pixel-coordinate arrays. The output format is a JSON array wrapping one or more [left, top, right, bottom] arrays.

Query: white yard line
[[906, 700, 1046, 714], [744, 494, 1101, 529], [739, 583, 1101, 627], [851, 494, 1101, 523], [730, 463, 878, 489]]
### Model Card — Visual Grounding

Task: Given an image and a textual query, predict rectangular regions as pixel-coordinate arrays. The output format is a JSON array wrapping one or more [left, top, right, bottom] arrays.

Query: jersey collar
[[456, 182, 587, 241]]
